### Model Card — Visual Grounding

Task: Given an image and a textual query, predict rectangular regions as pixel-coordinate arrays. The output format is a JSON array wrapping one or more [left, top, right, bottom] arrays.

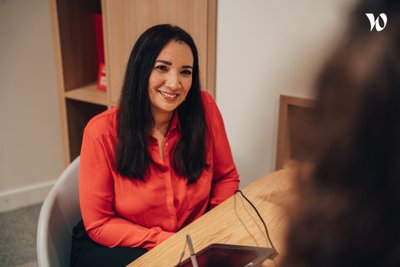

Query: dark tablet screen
[[177, 243, 277, 267]]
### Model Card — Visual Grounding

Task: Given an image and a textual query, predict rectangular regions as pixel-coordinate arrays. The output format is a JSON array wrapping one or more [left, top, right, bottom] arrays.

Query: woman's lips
[[158, 90, 179, 101]]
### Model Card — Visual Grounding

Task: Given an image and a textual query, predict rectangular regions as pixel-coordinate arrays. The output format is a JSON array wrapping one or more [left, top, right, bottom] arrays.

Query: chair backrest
[[37, 156, 81, 267]]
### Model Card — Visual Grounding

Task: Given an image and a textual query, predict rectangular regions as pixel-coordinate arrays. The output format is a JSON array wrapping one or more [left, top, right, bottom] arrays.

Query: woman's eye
[[155, 65, 168, 72], [181, 70, 192, 76]]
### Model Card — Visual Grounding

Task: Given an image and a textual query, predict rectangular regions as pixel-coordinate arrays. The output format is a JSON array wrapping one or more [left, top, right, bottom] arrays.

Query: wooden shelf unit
[[49, 0, 217, 165]]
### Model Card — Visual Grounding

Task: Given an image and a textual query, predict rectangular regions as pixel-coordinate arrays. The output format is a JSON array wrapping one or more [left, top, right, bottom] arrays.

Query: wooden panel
[[49, 0, 70, 164], [102, 0, 216, 106], [206, 0, 217, 95], [276, 95, 314, 170]]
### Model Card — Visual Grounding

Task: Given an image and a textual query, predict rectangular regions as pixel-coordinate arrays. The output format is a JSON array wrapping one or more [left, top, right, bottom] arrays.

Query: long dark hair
[[116, 24, 207, 184], [282, 1, 400, 267]]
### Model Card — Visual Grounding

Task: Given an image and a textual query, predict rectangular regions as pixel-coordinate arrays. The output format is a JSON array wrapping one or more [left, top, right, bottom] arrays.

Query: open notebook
[[176, 243, 278, 267]]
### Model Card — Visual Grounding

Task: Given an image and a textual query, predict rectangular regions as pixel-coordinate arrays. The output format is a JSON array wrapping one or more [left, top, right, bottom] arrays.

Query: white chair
[[37, 156, 81, 267]]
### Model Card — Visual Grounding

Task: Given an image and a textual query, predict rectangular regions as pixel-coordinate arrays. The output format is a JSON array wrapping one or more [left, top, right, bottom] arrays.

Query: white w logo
[[365, 13, 388, 32]]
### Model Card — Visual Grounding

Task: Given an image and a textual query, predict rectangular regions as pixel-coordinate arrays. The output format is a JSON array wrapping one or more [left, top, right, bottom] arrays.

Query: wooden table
[[128, 167, 296, 267]]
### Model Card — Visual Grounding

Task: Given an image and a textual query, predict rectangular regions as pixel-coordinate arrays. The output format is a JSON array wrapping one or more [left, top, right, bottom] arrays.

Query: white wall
[[216, 0, 354, 187], [0, 0, 64, 212]]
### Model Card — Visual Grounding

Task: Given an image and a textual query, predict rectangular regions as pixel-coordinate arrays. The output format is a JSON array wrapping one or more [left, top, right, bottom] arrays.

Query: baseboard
[[0, 180, 55, 212]]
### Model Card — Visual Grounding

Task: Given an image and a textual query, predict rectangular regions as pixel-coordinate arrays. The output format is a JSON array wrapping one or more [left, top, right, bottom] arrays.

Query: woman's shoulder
[[201, 90, 215, 105], [201, 90, 219, 116], [84, 107, 118, 137]]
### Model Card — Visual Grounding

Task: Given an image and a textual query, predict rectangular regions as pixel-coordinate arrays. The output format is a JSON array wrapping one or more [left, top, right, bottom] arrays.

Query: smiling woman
[[70, 24, 239, 267]]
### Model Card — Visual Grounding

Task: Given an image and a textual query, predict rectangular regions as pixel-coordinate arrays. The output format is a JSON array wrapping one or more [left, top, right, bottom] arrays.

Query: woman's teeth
[[159, 90, 178, 100]]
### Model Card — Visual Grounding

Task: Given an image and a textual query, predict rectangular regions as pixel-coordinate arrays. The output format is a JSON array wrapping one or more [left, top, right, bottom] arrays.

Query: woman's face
[[148, 40, 194, 117]]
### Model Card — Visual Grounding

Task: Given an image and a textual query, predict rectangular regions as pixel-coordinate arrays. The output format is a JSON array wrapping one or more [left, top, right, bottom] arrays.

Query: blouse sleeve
[[79, 124, 173, 250], [203, 92, 240, 209]]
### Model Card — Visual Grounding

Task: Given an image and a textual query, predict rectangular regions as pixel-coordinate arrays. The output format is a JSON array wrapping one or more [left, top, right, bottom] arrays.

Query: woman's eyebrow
[[155, 59, 172, 65], [155, 60, 193, 69]]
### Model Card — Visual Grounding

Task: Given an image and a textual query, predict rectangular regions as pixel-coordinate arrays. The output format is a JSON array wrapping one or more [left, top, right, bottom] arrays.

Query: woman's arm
[[202, 92, 240, 209], [79, 123, 173, 250]]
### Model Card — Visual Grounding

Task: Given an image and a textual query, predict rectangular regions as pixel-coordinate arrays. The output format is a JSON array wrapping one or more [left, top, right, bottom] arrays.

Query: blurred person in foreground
[[281, 0, 400, 266]]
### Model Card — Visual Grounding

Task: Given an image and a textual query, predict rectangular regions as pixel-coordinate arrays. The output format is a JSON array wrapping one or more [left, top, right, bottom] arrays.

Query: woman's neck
[[152, 111, 173, 137]]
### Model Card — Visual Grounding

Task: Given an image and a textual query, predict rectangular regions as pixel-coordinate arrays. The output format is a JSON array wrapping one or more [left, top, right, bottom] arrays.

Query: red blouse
[[79, 91, 239, 250]]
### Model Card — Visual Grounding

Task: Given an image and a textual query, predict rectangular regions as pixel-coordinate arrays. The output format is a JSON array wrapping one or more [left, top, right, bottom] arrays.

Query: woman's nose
[[165, 72, 180, 90]]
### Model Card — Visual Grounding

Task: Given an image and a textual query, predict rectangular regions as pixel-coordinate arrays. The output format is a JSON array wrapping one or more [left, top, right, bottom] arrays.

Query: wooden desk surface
[[128, 167, 296, 267]]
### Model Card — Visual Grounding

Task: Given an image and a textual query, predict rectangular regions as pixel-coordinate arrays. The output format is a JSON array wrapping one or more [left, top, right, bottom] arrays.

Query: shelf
[[64, 83, 107, 106]]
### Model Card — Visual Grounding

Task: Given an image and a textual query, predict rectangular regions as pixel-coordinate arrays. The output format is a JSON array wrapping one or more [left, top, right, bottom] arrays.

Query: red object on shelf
[[97, 62, 107, 91], [95, 13, 107, 91]]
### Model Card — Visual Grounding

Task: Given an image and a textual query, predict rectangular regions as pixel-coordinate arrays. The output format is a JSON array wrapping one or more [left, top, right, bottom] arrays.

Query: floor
[[0, 203, 42, 267]]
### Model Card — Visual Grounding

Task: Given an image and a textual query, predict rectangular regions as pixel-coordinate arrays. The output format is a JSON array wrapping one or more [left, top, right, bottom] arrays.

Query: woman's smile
[[157, 90, 180, 101]]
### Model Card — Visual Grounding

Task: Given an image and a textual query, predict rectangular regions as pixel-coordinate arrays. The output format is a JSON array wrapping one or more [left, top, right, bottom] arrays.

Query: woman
[[281, 0, 400, 266], [71, 24, 239, 267]]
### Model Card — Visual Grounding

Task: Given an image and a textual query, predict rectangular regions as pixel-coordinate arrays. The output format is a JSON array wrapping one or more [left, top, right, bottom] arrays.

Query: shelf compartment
[[55, 0, 101, 91], [66, 99, 107, 161]]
